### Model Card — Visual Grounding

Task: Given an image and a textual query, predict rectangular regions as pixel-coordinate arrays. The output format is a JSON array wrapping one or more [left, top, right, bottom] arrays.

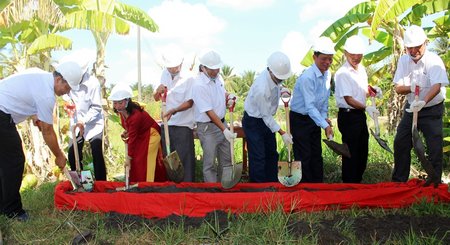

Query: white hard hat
[[108, 83, 133, 101], [55, 61, 83, 91], [312, 37, 336, 55], [404, 25, 427, 47], [58, 50, 93, 74], [344, 35, 366, 54], [267, 51, 292, 80], [198, 49, 223, 69], [162, 50, 184, 68]]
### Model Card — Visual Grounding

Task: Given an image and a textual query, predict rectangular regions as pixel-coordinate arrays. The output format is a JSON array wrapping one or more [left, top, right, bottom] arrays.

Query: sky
[[54, 0, 365, 88]]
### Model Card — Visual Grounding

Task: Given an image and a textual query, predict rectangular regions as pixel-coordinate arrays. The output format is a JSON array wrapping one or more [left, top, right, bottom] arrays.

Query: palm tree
[[221, 64, 237, 93]]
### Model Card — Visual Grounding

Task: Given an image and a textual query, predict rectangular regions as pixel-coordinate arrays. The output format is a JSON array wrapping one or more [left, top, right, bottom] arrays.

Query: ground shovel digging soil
[[277, 90, 301, 187], [221, 97, 242, 189], [368, 85, 393, 153], [411, 85, 439, 187], [161, 87, 184, 183]]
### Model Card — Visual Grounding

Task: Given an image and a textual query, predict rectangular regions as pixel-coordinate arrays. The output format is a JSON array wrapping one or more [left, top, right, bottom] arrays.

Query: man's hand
[[406, 100, 426, 113], [55, 152, 67, 170], [325, 126, 333, 140], [366, 105, 380, 119], [227, 94, 237, 108], [63, 102, 76, 118], [75, 122, 85, 137], [372, 86, 383, 98], [281, 132, 293, 146], [223, 128, 237, 143]]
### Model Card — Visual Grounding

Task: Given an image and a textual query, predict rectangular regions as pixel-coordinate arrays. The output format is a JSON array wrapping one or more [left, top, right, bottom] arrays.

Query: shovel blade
[[323, 139, 351, 158], [278, 161, 302, 187], [370, 129, 393, 153], [412, 128, 439, 185], [163, 151, 184, 183], [221, 163, 243, 189]]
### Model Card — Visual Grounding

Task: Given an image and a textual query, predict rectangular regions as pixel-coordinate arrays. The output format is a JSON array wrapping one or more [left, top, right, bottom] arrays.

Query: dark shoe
[[16, 211, 29, 222], [7, 210, 29, 222]]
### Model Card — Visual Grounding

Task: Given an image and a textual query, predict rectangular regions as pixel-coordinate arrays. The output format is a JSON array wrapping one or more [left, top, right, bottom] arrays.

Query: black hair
[[113, 98, 144, 114]]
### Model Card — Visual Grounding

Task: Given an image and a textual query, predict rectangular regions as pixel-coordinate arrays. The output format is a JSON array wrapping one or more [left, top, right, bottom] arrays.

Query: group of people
[[0, 25, 447, 221]]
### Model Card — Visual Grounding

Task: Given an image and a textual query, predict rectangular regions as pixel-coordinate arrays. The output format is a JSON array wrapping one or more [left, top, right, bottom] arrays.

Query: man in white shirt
[[154, 50, 196, 182], [335, 35, 381, 183], [242, 51, 293, 183], [63, 54, 106, 181], [192, 49, 236, 182], [392, 25, 448, 183], [0, 61, 82, 221]]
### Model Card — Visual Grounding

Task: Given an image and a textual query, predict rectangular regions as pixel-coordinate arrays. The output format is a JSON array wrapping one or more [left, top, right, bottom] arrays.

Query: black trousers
[[161, 125, 196, 182], [0, 110, 26, 217], [68, 132, 107, 180], [337, 109, 369, 183], [290, 111, 323, 183], [242, 112, 278, 183], [392, 102, 444, 182]]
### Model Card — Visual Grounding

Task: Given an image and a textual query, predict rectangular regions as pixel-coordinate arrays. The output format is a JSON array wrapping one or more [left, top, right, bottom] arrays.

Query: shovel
[[277, 90, 302, 187], [221, 97, 243, 189], [116, 143, 138, 191], [161, 87, 184, 183], [411, 85, 439, 187], [71, 125, 94, 192], [323, 135, 351, 158], [368, 86, 393, 153]]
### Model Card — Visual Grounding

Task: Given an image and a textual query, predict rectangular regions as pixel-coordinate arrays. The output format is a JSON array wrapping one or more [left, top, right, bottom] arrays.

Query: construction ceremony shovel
[[323, 135, 351, 158], [411, 85, 440, 187], [277, 90, 302, 187], [70, 125, 94, 192], [368, 85, 392, 153], [221, 97, 243, 189], [161, 87, 184, 183], [116, 143, 137, 191]]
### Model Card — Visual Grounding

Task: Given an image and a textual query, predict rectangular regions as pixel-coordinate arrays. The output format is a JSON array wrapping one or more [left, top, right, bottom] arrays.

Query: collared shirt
[[290, 63, 331, 129], [160, 69, 195, 128], [68, 72, 104, 140], [335, 61, 368, 109], [394, 50, 448, 107], [192, 72, 226, 122], [244, 69, 281, 133], [0, 68, 55, 124]]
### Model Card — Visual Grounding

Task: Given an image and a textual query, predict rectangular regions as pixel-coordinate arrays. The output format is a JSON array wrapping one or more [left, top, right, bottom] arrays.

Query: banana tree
[[299, 0, 449, 131]]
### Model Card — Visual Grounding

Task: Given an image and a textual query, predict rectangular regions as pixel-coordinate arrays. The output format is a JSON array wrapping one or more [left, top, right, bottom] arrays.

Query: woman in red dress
[[108, 84, 167, 182]]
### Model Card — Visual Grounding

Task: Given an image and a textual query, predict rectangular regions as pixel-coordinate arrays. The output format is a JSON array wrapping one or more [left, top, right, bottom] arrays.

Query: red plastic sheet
[[54, 179, 450, 218]]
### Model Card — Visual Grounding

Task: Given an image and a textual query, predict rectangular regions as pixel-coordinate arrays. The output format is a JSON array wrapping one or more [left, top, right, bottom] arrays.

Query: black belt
[[339, 108, 363, 113], [202, 118, 225, 123], [290, 111, 310, 119]]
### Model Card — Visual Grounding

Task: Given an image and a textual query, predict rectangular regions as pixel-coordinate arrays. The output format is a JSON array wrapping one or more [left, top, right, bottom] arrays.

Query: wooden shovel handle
[[72, 125, 81, 174]]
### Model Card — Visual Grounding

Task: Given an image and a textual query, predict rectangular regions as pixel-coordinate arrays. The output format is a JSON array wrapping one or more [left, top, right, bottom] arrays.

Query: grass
[[1, 184, 449, 244]]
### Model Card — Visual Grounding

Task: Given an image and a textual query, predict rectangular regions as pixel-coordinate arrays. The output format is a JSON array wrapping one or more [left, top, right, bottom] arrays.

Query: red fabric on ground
[[54, 179, 450, 218]]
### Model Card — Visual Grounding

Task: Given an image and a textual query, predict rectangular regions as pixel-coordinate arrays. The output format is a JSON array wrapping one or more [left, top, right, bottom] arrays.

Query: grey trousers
[[162, 126, 196, 182], [196, 122, 232, 183]]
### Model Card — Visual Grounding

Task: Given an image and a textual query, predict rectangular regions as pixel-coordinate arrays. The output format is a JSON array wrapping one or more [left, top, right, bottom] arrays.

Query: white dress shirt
[[68, 72, 104, 140], [0, 68, 55, 124], [192, 72, 226, 122], [394, 50, 448, 107], [244, 69, 281, 133], [335, 61, 368, 109], [160, 69, 195, 128]]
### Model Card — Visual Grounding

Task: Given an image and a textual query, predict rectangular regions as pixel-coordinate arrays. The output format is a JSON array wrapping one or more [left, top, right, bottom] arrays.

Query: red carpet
[[54, 179, 450, 218]]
